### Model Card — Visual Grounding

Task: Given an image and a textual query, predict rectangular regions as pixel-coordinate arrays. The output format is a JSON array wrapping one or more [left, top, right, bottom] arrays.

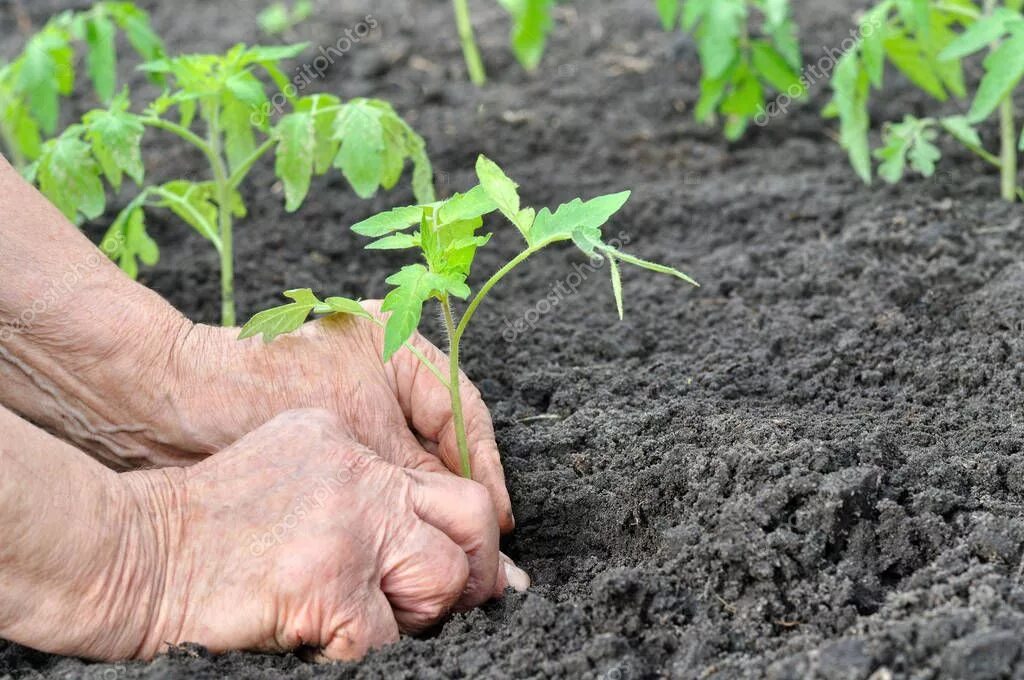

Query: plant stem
[[228, 137, 276, 189], [441, 296, 472, 478], [452, 0, 487, 86], [1000, 96, 1018, 202], [454, 244, 545, 342], [206, 106, 236, 327]]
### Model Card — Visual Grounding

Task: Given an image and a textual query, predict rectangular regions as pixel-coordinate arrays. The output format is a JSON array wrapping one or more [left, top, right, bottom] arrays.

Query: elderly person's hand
[[0, 407, 526, 662]]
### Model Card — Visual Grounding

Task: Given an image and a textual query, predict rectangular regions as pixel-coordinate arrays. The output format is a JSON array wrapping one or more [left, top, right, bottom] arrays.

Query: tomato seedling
[[258, 1, 314, 37], [827, 0, 1024, 202], [241, 155, 698, 479], [0, 1, 165, 170], [657, 0, 805, 140], [452, 0, 555, 85], [29, 43, 436, 327]]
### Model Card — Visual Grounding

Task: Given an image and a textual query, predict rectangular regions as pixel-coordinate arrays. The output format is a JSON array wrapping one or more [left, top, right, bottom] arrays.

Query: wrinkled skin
[[126, 409, 513, 661]]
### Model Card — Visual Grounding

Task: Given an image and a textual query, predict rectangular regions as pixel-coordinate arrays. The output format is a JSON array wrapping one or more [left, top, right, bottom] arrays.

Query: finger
[[391, 334, 515, 533], [380, 520, 470, 634], [318, 589, 400, 662], [406, 470, 503, 609]]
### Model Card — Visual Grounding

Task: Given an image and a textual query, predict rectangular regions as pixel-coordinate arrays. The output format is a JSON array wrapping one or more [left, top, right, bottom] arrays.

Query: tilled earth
[[3, 0, 1024, 678]]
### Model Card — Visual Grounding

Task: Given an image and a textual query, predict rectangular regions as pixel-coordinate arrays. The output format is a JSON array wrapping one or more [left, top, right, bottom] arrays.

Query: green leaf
[[604, 247, 699, 286], [875, 116, 941, 183], [968, 33, 1024, 123], [438, 185, 498, 223], [319, 296, 373, 319], [529, 190, 631, 246], [476, 155, 532, 237], [500, 0, 555, 70], [275, 112, 316, 212], [608, 253, 624, 320], [222, 93, 257, 175], [225, 70, 267, 108], [681, 0, 713, 32], [107, 3, 166, 73], [656, 0, 680, 30], [367, 232, 421, 250], [239, 289, 320, 342], [351, 205, 425, 237], [83, 98, 145, 190], [334, 100, 384, 198], [20, 39, 60, 135], [296, 94, 342, 175], [84, 14, 118, 103], [106, 204, 159, 278], [941, 115, 983, 149], [939, 13, 1008, 61], [884, 32, 948, 101], [831, 49, 872, 184], [381, 264, 468, 362], [156, 180, 220, 246], [694, 70, 730, 123], [36, 131, 106, 221], [860, 8, 889, 88], [697, 0, 745, 80], [751, 40, 805, 96], [242, 43, 309, 64]]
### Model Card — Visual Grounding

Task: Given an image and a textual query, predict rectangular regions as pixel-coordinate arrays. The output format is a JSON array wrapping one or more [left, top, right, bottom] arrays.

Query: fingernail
[[502, 555, 531, 592]]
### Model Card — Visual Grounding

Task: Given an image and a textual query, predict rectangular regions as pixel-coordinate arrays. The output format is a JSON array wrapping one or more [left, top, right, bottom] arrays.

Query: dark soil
[[4, 0, 1024, 677]]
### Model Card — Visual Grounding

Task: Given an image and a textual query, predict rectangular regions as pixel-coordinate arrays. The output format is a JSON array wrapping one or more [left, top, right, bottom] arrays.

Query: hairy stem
[[441, 297, 471, 478], [452, 0, 487, 86]]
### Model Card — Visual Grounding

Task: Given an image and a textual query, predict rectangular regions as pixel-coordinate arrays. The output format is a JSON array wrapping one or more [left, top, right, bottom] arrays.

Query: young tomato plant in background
[[241, 155, 699, 479], [827, 0, 1024, 202], [0, 1, 164, 170], [29, 43, 436, 327], [657, 0, 805, 140], [257, 0, 314, 38], [452, 0, 555, 85]]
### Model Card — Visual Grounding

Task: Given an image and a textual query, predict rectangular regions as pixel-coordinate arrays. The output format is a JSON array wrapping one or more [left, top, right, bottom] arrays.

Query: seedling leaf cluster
[[828, 0, 1024, 201], [241, 155, 698, 479], [31, 42, 436, 326], [0, 2, 165, 169]]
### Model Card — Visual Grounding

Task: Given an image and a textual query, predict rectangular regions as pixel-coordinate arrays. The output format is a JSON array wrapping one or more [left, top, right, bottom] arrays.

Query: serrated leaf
[[439, 185, 498, 223], [36, 131, 106, 221], [352, 205, 425, 237], [939, 13, 1008, 61], [697, 0, 745, 80], [242, 43, 309, 64], [381, 264, 468, 362], [334, 100, 384, 198], [84, 99, 145, 190], [20, 39, 60, 135], [751, 40, 805, 96], [529, 191, 631, 246], [860, 9, 888, 88], [476, 155, 529, 237], [239, 289, 320, 342], [275, 111, 316, 212], [604, 248, 699, 286], [884, 33, 948, 101], [296, 94, 342, 175], [84, 14, 117, 103], [968, 33, 1024, 123]]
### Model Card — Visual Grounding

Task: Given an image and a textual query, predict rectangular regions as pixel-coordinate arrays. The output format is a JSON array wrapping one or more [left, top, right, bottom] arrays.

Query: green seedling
[[657, 0, 805, 140], [241, 155, 698, 479], [827, 0, 1024, 202], [0, 2, 165, 170], [452, 0, 555, 85], [258, 1, 314, 37], [30, 43, 436, 327]]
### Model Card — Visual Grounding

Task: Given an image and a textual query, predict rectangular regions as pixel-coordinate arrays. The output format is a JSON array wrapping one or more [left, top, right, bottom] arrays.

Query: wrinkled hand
[[123, 409, 528, 661], [152, 302, 514, 533]]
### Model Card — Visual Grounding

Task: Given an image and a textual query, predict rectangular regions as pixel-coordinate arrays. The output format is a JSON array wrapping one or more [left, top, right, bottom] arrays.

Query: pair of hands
[[100, 308, 528, 661]]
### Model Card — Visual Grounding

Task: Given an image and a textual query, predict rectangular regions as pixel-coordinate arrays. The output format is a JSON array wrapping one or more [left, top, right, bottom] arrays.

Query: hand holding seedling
[[244, 155, 699, 481], [0, 406, 526, 661]]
